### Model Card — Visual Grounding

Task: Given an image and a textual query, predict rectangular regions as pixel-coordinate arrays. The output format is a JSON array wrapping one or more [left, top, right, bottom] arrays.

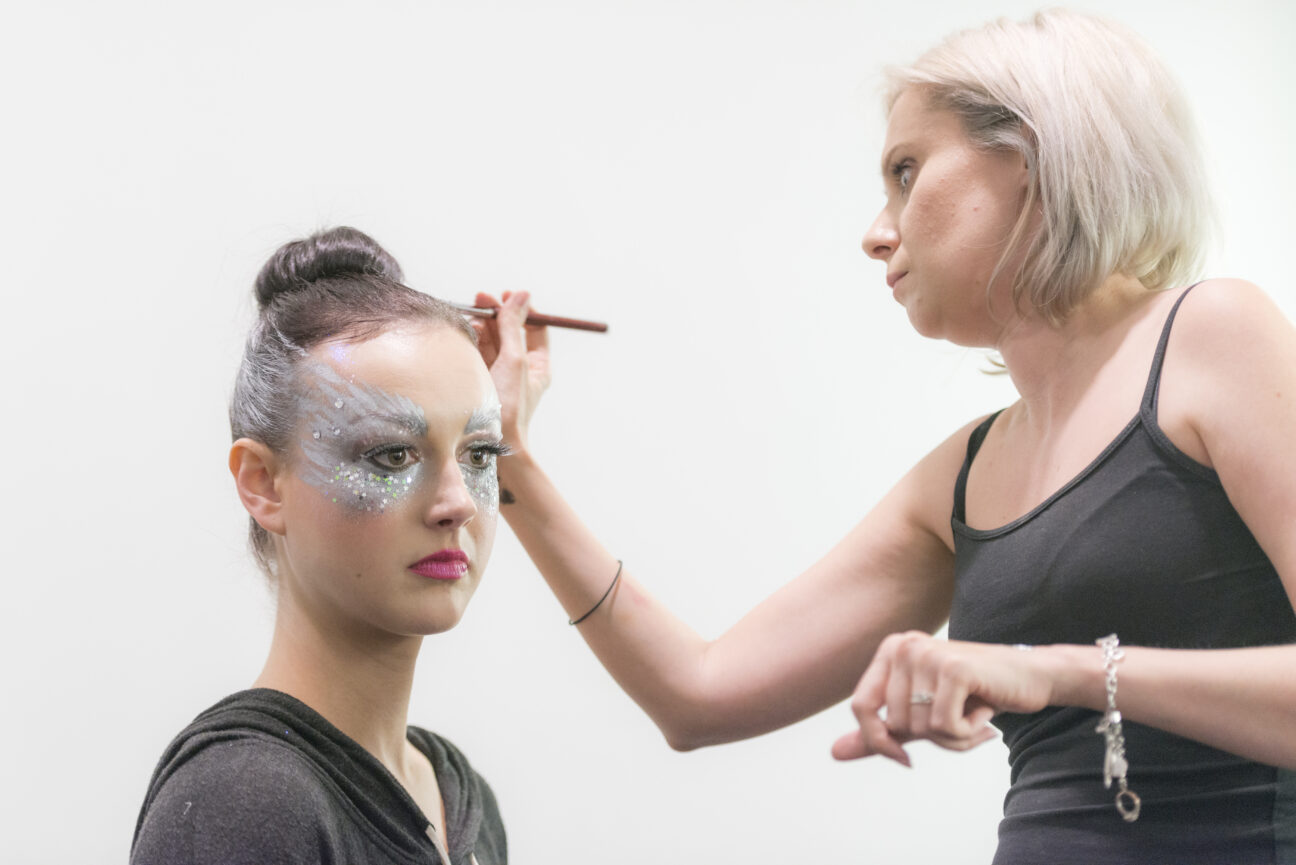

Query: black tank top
[[948, 287, 1296, 864]]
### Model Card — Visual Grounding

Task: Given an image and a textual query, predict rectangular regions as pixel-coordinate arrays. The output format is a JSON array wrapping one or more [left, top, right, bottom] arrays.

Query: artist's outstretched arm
[[833, 280, 1296, 770], [472, 291, 966, 749]]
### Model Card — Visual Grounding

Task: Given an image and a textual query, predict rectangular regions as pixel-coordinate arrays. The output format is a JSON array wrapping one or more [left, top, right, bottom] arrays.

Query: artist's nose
[[423, 464, 477, 530], [862, 208, 898, 261]]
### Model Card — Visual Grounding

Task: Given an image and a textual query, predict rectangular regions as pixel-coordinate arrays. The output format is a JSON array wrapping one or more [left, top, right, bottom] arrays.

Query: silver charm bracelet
[[1095, 634, 1141, 822]]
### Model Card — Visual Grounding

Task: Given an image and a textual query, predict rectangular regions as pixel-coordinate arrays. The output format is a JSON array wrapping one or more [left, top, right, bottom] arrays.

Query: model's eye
[[365, 445, 418, 471], [463, 441, 511, 471]]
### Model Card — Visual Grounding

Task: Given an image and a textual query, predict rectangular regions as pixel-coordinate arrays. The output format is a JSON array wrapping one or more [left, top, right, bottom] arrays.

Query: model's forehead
[[309, 325, 497, 422]]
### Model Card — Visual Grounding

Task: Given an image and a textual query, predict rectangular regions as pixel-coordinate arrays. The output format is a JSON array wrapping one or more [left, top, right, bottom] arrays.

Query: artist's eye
[[889, 159, 914, 196], [364, 444, 419, 471]]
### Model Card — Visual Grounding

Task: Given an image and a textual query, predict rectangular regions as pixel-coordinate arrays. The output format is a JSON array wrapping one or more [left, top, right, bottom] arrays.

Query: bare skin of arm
[[474, 290, 970, 749]]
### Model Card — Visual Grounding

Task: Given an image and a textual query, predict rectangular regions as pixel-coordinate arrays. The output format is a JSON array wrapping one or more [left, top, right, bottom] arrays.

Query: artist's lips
[[887, 270, 907, 289], [409, 549, 469, 580]]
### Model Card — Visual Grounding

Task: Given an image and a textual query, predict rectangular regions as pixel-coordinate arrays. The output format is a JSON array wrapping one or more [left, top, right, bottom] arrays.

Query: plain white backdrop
[[3, 1, 1293, 862]]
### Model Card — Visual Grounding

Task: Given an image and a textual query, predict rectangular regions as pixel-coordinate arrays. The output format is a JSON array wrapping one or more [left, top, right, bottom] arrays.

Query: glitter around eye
[[462, 464, 500, 517], [320, 463, 418, 513], [296, 361, 430, 517]]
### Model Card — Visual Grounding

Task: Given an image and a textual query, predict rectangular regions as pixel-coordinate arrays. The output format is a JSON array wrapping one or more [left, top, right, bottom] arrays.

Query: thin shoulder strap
[[952, 410, 1003, 524], [1141, 284, 1201, 414]]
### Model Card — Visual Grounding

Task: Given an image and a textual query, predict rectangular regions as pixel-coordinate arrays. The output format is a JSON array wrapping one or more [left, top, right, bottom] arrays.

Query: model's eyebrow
[[301, 361, 429, 435], [464, 403, 502, 434], [367, 410, 428, 436]]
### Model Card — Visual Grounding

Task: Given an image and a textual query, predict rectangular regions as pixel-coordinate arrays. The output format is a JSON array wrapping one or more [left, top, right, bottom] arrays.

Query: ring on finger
[[910, 691, 935, 706]]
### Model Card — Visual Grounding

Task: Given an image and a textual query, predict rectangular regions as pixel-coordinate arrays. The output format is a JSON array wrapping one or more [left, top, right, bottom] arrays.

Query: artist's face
[[862, 87, 1031, 346], [274, 324, 504, 638]]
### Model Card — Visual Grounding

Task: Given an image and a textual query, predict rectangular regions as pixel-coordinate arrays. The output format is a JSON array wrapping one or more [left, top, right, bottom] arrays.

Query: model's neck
[[253, 584, 423, 773], [996, 274, 1156, 415]]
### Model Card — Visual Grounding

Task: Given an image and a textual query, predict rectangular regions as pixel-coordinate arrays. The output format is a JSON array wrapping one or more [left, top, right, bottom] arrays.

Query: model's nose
[[423, 463, 477, 530]]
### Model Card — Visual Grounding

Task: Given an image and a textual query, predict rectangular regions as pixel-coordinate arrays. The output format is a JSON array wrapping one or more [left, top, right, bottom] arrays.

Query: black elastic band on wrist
[[569, 560, 623, 626]]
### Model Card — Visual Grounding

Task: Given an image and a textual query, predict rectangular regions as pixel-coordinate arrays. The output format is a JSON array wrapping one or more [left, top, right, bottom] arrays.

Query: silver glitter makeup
[[296, 362, 428, 514], [461, 458, 500, 517], [460, 401, 503, 517], [295, 362, 503, 519]]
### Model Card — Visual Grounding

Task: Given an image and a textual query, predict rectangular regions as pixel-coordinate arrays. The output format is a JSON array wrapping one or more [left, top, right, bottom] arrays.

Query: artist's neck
[[995, 273, 1156, 417], [254, 587, 422, 773]]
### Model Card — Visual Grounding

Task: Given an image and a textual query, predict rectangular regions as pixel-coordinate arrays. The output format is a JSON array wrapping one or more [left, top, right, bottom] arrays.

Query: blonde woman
[[478, 11, 1296, 862]]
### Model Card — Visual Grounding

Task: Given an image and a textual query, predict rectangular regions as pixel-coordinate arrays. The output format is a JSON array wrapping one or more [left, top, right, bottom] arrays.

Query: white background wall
[[3, 1, 1293, 862]]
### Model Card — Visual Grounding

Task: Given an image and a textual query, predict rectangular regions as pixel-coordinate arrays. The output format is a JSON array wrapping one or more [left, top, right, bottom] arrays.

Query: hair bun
[[254, 226, 405, 310]]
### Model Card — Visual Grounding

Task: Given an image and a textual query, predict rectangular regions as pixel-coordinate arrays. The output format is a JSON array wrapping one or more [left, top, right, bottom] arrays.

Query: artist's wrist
[[496, 446, 541, 507], [1040, 644, 1108, 711], [500, 441, 537, 470]]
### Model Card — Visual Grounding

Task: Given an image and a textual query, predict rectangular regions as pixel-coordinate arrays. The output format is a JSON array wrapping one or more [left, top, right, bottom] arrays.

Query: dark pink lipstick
[[409, 549, 469, 580]]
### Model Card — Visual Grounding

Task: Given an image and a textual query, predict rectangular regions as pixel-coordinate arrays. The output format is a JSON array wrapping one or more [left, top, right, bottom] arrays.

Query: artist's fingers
[[494, 291, 532, 363], [883, 645, 916, 737], [830, 728, 871, 760], [883, 631, 939, 739], [925, 661, 1000, 752], [472, 292, 503, 364], [926, 674, 987, 749], [839, 640, 911, 766], [907, 670, 939, 740]]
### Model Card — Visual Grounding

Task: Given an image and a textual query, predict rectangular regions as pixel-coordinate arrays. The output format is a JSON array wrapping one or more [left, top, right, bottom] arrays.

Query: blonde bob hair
[[886, 9, 1214, 322]]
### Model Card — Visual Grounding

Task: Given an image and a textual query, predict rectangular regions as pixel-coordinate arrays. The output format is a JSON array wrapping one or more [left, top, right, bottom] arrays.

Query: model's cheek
[[299, 450, 422, 515], [461, 464, 500, 518]]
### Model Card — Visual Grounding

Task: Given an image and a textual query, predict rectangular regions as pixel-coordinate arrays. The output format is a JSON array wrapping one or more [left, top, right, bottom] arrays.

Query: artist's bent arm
[[838, 280, 1296, 769], [478, 292, 963, 749], [501, 440, 961, 749], [1095, 279, 1296, 767]]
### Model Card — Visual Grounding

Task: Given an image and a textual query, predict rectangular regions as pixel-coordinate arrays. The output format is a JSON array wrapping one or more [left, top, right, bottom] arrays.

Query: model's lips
[[409, 549, 469, 580], [887, 270, 907, 289]]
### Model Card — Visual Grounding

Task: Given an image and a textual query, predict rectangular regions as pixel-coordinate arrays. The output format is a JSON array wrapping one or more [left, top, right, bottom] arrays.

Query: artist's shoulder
[[1171, 278, 1292, 350], [132, 736, 337, 865]]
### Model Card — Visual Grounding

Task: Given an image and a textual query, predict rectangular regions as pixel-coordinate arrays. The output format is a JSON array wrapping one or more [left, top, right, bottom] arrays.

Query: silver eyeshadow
[[462, 399, 503, 518], [295, 362, 502, 517]]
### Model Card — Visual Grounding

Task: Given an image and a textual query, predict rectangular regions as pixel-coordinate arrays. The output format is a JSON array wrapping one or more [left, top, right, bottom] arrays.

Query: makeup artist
[[132, 227, 508, 865], [474, 10, 1296, 863]]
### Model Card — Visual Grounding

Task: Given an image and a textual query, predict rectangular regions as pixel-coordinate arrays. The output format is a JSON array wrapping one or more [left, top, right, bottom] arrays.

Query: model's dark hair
[[230, 226, 475, 574]]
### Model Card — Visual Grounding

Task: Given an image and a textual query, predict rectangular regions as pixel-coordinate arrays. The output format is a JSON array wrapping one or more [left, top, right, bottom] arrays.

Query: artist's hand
[[472, 291, 551, 454], [831, 632, 1058, 765]]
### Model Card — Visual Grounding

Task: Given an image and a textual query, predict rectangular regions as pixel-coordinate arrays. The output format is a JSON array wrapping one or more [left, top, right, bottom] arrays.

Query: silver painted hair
[[885, 9, 1214, 322]]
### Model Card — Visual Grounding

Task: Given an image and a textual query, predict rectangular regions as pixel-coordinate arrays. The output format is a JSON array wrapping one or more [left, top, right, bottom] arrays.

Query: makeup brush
[[449, 302, 608, 333]]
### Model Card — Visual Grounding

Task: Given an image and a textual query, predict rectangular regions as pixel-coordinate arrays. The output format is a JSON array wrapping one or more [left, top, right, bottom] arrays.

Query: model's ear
[[230, 438, 287, 536]]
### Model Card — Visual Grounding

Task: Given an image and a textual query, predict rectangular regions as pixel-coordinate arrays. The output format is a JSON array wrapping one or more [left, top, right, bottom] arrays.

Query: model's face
[[862, 87, 1031, 346], [274, 324, 503, 638]]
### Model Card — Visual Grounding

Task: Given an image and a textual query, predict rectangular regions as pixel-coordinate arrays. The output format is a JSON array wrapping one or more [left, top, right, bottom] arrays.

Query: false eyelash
[[470, 441, 514, 458], [362, 442, 416, 460]]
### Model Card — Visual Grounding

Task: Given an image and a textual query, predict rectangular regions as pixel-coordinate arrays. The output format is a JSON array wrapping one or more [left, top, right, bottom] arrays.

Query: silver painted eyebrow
[[464, 403, 502, 434], [302, 361, 429, 437], [367, 411, 428, 435]]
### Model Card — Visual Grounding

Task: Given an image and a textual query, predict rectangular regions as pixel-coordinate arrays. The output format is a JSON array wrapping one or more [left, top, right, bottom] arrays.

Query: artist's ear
[[229, 438, 287, 536]]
